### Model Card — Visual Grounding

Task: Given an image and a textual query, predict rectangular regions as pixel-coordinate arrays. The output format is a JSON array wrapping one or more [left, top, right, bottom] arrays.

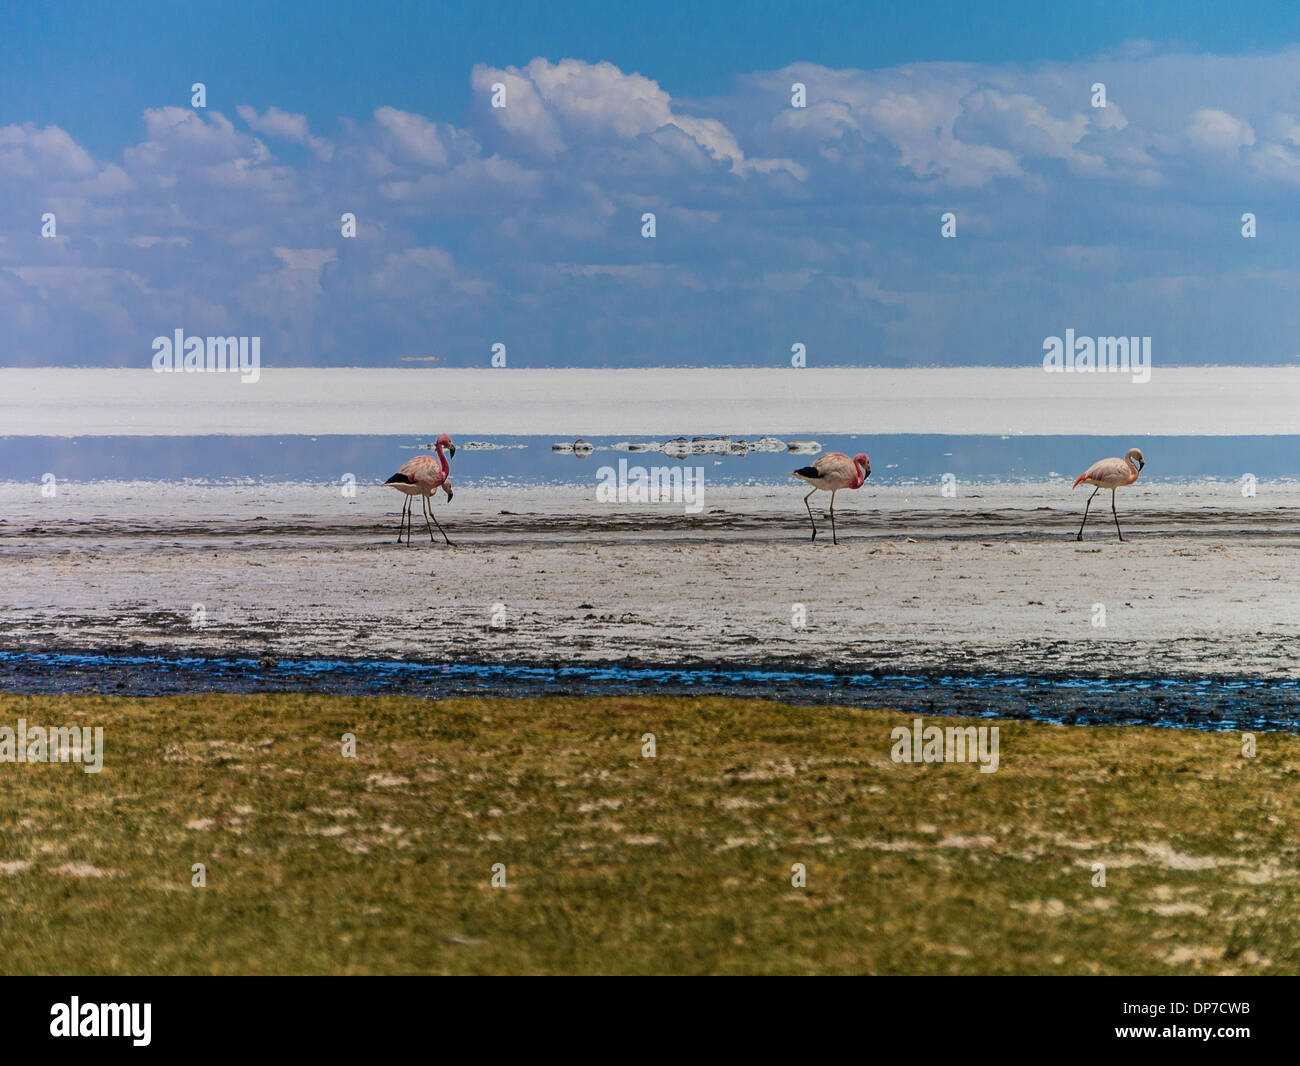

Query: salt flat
[[4, 366, 1300, 436], [2, 480, 1298, 681]]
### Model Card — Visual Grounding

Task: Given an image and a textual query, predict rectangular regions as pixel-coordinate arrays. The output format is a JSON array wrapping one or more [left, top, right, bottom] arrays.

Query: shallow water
[[4, 433, 1300, 484], [3, 650, 1297, 734]]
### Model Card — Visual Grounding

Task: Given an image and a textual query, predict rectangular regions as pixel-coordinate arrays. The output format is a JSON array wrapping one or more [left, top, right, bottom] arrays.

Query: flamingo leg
[[829, 490, 838, 545], [397, 495, 411, 544], [424, 494, 453, 547], [420, 494, 436, 542], [1111, 489, 1124, 542], [803, 489, 818, 541], [1076, 487, 1099, 541]]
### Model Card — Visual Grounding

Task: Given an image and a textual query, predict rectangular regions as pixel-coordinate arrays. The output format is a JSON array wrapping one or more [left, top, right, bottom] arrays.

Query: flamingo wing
[[794, 452, 855, 486], [1073, 456, 1130, 489], [393, 454, 445, 487], [809, 452, 858, 489], [815, 452, 855, 476]]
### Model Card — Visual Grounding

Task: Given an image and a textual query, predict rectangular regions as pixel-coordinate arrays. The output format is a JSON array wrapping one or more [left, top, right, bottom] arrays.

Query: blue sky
[[5, 1, 1300, 368]]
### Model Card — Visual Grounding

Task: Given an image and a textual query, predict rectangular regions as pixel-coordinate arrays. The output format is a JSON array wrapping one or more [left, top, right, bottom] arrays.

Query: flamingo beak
[[449, 444, 457, 459]]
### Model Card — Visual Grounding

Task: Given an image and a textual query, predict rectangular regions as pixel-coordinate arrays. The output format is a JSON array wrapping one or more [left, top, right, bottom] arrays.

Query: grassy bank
[[0, 693, 1296, 975]]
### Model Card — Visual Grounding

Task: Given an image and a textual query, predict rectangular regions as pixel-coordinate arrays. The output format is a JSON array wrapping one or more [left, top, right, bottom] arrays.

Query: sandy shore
[[3, 481, 1299, 680]]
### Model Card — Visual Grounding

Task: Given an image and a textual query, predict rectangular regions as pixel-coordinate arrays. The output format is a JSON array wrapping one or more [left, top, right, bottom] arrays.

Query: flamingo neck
[[854, 460, 867, 488], [435, 443, 450, 476]]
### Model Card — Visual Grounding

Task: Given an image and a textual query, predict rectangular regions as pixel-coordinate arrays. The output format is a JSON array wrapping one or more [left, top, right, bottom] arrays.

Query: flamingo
[[791, 452, 870, 544], [1072, 447, 1144, 542], [385, 433, 456, 545]]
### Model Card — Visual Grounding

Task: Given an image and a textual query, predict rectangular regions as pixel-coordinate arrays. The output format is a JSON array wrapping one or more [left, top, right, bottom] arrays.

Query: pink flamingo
[[385, 433, 456, 545], [1072, 447, 1144, 541], [792, 452, 871, 543]]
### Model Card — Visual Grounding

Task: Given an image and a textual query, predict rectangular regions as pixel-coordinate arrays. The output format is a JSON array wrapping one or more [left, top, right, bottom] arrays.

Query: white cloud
[[957, 89, 1101, 172], [377, 153, 541, 207], [472, 58, 804, 179], [1186, 108, 1255, 154], [1249, 141, 1300, 183], [237, 105, 333, 160], [0, 123, 97, 179], [272, 247, 338, 271], [373, 106, 452, 167]]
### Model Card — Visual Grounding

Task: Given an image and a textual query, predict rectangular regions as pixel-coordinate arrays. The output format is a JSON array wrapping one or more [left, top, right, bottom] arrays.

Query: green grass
[[0, 693, 1297, 974]]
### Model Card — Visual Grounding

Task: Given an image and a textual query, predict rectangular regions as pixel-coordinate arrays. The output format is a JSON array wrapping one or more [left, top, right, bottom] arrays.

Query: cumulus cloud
[[1186, 108, 1255, 154], [747, 66, 1028, 186], [237, 105, 333, 160], [0, 123, 97, 179], [1249, 141, 1300, 183], [956, 89, 1101, 173], [377, 154, 541, 208], [373, 106, 459, 167], [471, 58, 806, 179], [272, 247, 337, 271]]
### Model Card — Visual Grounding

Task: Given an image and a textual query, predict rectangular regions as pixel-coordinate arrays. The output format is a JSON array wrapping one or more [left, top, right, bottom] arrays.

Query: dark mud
[[4, 505, 1300, 547], [2, 649, 1298, 734]]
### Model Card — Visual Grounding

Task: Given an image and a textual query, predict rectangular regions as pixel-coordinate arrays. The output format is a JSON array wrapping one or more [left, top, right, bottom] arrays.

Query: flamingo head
[[437, 432, 456, 458], [1125, 447, 1144, 471], [854, 453, 871, 479]]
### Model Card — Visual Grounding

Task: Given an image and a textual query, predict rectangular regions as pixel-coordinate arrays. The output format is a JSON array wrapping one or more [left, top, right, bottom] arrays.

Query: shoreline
[[4, 485, 1299, 702], [3, 647, 1300, 732]]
